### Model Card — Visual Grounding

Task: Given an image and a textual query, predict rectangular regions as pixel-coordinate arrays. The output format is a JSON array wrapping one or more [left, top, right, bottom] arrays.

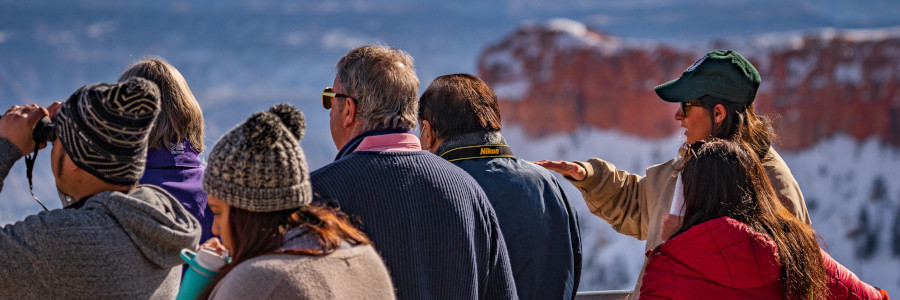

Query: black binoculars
[[33, 116, 56, 144]]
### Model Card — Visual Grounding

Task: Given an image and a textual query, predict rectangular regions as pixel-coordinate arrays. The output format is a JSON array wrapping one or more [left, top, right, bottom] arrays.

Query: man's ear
[[713, 104, 726, 125], [420, 120, 434, 152], [341, 98, 357, 129]]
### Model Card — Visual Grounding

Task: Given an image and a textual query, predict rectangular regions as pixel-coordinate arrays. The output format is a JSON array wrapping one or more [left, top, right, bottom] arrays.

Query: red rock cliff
[[477, 19, 900, 150]]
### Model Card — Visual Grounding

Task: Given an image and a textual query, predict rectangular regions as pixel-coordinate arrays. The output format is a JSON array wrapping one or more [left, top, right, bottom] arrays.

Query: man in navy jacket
[[419, 73, 583, 300], [311, 46, 517, 299]]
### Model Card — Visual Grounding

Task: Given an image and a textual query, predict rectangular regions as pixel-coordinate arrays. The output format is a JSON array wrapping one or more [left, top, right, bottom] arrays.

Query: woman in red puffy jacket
[[640, 140, 889, 300]]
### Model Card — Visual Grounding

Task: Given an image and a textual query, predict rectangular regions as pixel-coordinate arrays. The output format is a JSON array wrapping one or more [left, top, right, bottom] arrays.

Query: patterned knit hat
[[54, 77, 161, 185], [203, 104, 311, 212]]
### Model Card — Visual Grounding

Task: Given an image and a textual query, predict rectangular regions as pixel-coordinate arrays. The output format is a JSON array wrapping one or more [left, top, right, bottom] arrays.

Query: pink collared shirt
[[354, 133, 422, 152]]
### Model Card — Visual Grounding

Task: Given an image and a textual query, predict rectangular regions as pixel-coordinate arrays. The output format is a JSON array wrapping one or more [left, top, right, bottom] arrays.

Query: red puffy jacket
[[640, 217, 886, 300]]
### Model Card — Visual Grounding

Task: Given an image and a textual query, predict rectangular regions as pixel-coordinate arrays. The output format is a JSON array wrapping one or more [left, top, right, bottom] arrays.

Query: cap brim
[[654, 77, 704, 103]]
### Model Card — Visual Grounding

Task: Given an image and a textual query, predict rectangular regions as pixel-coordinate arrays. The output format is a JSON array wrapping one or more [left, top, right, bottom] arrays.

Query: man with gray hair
[[0, 78, 201, 298], [311, 45, 517, 299]]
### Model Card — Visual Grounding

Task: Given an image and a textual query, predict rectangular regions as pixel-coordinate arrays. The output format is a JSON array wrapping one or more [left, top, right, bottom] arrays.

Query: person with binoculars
[[0, 78, 202, 298]]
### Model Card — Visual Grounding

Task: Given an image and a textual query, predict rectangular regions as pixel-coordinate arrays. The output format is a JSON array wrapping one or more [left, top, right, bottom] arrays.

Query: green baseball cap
[[654, 50, 761, 104]]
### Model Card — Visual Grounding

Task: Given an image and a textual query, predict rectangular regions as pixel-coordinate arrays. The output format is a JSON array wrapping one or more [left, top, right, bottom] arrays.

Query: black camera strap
[[438, 144, 515, 162], [24, 142, 49, 211]]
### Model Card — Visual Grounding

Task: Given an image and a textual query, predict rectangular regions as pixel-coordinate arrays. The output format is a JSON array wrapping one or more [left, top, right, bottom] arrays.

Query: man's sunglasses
[[321, 87, 355, 109], [680, 101, 703, 117]]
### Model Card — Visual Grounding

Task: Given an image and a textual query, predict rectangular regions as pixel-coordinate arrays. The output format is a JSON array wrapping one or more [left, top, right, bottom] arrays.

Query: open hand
[[533, 160, 587, 181]]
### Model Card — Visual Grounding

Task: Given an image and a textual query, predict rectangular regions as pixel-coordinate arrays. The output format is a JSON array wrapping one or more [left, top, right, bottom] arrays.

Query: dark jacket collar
[[435, 131, 506, 156]]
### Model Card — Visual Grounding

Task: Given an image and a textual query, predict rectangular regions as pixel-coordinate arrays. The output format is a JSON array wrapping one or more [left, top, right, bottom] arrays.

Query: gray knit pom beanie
[[203, 104, 311, 212]]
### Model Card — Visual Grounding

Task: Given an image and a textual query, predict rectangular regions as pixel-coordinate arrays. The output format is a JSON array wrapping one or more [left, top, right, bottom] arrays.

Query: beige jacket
[[568, 147, 809, 299], [209, 244, 395, 300]]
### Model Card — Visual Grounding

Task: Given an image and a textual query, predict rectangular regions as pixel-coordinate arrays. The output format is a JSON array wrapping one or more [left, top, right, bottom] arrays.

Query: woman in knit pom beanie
[[198, 104, 395, 299]]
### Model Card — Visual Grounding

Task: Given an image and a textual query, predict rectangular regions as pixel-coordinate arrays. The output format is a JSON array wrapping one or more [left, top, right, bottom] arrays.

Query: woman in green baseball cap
[[536, 50, 811, 299]]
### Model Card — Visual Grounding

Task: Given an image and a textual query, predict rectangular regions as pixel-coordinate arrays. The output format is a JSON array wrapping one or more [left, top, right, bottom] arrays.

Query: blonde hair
[[119, 57, 205, 152]]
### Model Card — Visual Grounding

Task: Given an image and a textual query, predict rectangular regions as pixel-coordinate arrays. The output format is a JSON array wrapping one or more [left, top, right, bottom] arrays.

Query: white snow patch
[[786, 55, 817, 87], [482, 50, 530, 101], [546, 18, 588, 37], [840, 28, 900, 43], [722, 26, 900, 56], [833, 62, 864, 86], [482, 50, 523, 75], [492, 80, 531, 102], [541, 18, 628, 55], [726, 33, 806, 57]]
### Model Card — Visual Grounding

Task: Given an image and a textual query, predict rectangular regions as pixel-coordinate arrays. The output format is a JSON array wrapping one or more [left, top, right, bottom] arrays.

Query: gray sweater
[[209, 227, 396, 300], [0, 138, 202, 299]]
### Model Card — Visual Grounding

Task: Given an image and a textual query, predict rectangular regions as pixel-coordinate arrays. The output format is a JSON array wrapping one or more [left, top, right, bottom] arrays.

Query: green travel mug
[[176, 248, 229, 300]]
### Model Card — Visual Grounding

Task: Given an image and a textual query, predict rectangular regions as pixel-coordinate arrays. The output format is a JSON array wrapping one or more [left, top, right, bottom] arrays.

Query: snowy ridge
[[481, 18, 667, 101], [722, 26, 900, 55]]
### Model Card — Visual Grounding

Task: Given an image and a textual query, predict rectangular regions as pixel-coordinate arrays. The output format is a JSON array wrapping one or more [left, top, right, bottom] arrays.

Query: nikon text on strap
[[438, 144, 514, 162]]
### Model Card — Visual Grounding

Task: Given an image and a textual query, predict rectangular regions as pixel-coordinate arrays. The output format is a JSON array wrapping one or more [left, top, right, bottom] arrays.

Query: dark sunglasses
[[321, 87, 356, 109], [680, 101, 703, 117]]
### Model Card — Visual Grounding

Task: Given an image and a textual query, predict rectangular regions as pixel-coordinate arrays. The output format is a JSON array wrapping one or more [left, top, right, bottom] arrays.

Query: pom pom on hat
[[268, 103, 306, 141], [241, 112, 284, 150]]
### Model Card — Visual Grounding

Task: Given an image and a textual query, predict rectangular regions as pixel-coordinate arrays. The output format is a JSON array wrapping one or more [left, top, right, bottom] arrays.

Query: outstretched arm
[[534, 160, 586, 181], [538, 158, 653, 240]]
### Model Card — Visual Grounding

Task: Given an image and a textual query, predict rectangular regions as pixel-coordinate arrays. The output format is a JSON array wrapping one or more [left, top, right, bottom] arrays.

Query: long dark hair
[[199, 202, 371, 298], [698, 95, 775, 159], [676, 140, 827, 300]]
